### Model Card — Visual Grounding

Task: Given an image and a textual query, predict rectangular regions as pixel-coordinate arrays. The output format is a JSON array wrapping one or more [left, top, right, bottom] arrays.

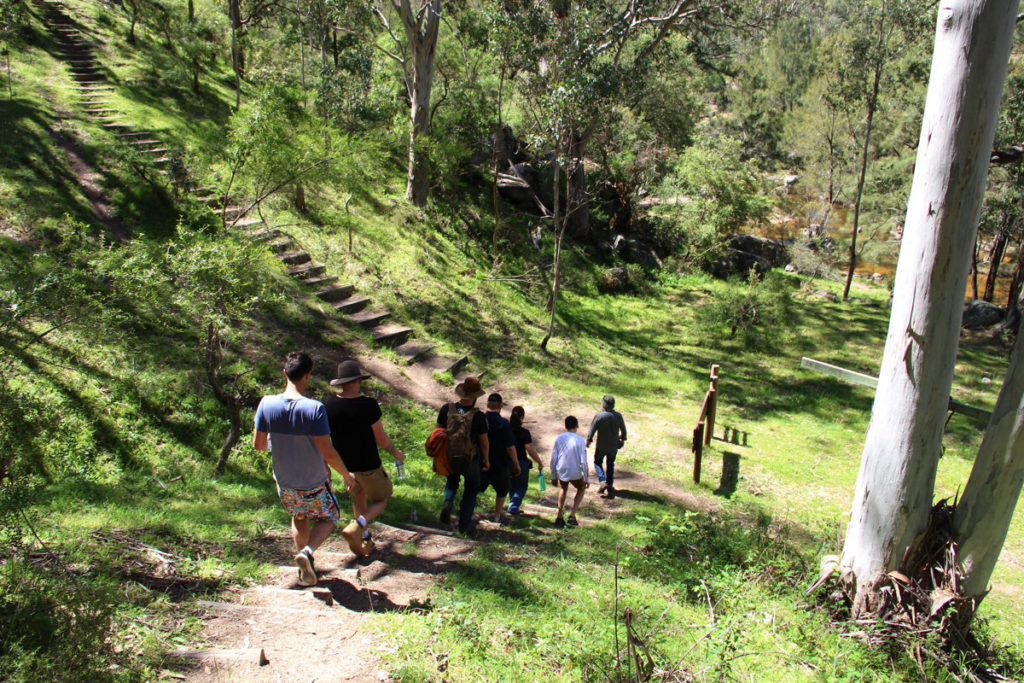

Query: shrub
[[693, 270, 795, 350]]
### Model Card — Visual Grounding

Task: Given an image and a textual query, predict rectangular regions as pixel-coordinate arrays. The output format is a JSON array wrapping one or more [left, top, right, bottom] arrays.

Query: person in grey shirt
[[586, 395, 627, 499]]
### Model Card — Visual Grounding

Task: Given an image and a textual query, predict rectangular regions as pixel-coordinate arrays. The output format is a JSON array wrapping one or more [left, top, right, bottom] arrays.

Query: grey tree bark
[[840, 0, 1020, 616]]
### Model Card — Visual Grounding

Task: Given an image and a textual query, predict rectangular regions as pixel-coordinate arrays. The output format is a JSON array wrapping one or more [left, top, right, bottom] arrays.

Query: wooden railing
[[691, 364, 720, 484]]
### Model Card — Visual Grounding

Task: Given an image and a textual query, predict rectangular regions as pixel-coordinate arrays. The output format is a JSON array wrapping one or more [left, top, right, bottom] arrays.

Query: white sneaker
[[295, 549, 317, 587]]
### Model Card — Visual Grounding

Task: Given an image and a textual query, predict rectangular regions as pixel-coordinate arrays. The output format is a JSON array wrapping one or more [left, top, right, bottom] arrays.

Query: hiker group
[[253, 352, 627, 587]]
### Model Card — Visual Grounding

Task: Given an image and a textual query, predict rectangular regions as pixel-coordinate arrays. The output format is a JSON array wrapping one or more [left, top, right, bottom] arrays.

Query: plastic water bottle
[[537, 471, 546, 492], [395, 458, 406, 479]]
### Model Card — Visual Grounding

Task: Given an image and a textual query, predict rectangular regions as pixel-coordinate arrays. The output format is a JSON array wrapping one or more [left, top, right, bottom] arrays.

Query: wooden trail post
[[692, 364, 720, 484]]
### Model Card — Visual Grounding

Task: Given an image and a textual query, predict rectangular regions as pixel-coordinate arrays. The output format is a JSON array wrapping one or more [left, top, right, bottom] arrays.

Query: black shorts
[[480, 468, 511, 497]]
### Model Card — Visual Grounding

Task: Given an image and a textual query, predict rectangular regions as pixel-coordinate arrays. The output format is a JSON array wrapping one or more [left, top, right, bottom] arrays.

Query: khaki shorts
[[352, 467, 393, 502], [557, 477, 586, 490]]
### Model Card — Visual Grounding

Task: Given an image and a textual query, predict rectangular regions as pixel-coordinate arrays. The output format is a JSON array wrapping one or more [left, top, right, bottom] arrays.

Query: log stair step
[[288, 263, 326, 279], [332, 296, 370, 314], [348, 309, 390, 328], [420, 353, 469, 376], [394, 342, 435, 362], [267, 237, 294, 253], [164, 648, 269, 667], [372, 324, 413, 347], [115, 131, 150, 138], [251, 228, 281, 241], [140, 147, 170, 154], [315, 284, 355, 302], [230, 216, 263, 229], [86, 108, 118, 115], [126, 139, 160, 146], [280, 251, 310, 266], [301, 274, 338, 289]]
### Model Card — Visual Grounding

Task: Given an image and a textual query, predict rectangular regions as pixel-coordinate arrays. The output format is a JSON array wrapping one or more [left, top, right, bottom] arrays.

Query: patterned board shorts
[[278, 481, 340, 522]]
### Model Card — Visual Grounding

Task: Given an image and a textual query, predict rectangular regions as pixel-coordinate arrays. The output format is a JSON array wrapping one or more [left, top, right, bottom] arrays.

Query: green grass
[[2, 1, 1022, 679]]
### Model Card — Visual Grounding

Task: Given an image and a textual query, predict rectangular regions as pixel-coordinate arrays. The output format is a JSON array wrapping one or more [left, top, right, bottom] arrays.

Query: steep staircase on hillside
[[39, 0, 479, 386], [251, 227, 476, 380], [38, 0, 179, 178]]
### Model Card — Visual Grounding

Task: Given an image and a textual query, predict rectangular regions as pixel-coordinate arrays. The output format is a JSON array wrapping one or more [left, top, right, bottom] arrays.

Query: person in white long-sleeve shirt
[[549, 415, 589, 528]]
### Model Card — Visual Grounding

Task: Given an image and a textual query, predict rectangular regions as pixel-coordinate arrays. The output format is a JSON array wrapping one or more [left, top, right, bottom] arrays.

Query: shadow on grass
[[714, 451, 740, 498], [0, 98, 96, 226]]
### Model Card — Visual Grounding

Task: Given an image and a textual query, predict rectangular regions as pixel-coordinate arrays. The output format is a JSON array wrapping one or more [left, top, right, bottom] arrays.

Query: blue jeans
[[594, 450, 617, 486], [444, 459, 481, 532], [507, 459, 531, 513]]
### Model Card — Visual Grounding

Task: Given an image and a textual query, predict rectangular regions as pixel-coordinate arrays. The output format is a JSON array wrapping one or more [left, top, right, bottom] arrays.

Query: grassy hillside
[[1, 1, 1022, 681]]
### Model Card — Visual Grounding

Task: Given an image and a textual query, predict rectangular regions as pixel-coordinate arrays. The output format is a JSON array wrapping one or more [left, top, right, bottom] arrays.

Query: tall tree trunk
[[983, 226, 1008, 301], [492, 68, 506, 267], [1006, 238, 1024, 311], [395, 0, 441, 207], [971, 236, 980, 299], [954, 287, 1024, 608], [840, 0, 1018, 617], [541, 161, 564, 351], [566, 128, 590, 239], [843, 63, 882, 302]]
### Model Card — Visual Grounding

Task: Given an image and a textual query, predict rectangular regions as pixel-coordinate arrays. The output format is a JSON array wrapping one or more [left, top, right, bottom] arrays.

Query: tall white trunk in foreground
[[840, 0, 1019, 612], [955, 308, 1024, 600]]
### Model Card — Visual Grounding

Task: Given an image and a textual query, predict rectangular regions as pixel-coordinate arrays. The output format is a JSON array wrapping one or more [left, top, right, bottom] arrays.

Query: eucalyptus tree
[[821, 0, 932, 302], [373, 0, 442, 206], [839, 0, 1022, 627], [494, 0, 753, 242]]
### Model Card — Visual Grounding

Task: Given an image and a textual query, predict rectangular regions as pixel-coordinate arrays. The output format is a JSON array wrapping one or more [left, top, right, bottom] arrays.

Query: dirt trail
[[167, 351, 713, 681]]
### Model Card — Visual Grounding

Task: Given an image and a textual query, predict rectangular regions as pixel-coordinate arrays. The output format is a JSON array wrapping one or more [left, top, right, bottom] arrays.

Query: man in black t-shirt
[[324, 358, 405, 557], [479, 393, 520, 524], [436, 376, 489, 535]]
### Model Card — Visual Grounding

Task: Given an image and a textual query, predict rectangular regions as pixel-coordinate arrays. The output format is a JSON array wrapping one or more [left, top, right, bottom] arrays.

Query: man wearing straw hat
[[323, 358, 405, 558], [435, 376, 490, 535]]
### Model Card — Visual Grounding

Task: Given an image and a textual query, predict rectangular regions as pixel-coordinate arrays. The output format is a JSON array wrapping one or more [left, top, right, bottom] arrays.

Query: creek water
[[757, 200, 1015, 303]]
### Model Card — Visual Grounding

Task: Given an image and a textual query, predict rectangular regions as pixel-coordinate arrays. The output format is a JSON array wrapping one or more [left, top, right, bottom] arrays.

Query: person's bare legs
[[556, 485, 568, 518], [292, 516, 336, 552], [570, 484, 586, 515], [493, 496, 506, 522]]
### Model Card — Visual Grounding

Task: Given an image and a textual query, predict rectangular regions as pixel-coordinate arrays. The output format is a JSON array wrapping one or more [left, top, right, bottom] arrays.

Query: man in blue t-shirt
[[253, 352, 356, 587], [479, 393, 520, 524]]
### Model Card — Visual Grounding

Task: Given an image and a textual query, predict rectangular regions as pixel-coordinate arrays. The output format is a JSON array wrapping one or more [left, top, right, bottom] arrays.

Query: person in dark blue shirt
[[479, 393, 520, 524]]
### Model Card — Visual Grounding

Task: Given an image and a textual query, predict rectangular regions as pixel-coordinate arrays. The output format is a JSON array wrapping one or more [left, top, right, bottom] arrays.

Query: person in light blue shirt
[[253, 352, 356, 587]]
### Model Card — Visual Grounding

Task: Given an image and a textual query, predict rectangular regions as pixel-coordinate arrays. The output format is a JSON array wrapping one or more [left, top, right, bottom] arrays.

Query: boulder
[[962, 299, 1005, 329], [707, 249, 771, 279], [600, 267, 630, 293], [726, 234, 787, 267]]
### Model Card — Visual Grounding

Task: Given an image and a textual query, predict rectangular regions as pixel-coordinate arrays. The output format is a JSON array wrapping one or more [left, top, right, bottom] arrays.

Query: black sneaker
[[605, 486, 616, 500], [554, 516, 565, 529], [567, 514, 579, 527], [440, 500, 453, 525], [597, 484, 607, 494], [295, 549, 317, 587]]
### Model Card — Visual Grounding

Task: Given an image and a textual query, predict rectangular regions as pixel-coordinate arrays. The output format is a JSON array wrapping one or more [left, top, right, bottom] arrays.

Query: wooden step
[[372, 324, 413, 347], [302, 275, 338, 289], [394, 342, 434, 362], [333, 296, 370, 314], [140, 147, 170, 154], [125, 139, 160, 146], [85, 108, 118, 115], [267, 238, 294, 253], [250, 228, 281, 241], [420, 353, 468, 375], [288, 263, 326, 279], [231, 216, 263, 229], [315, 284, 355, 302], [280, 251, 310, 266], [348, 310, 390, 328], [164, 648, 269, 666], [115, 131, 150, 138]]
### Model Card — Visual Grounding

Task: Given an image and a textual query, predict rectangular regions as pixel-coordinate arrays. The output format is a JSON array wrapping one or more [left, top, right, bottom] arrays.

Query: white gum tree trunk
[[955, 299, 1024, 600], [840, 0, 1019, 613], [395, 0, 440, 206]]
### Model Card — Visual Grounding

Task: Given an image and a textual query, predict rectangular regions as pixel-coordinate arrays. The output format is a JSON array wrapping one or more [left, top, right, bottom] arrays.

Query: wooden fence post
[[705, 364, 719, 446], [693, 422, 704, 483]]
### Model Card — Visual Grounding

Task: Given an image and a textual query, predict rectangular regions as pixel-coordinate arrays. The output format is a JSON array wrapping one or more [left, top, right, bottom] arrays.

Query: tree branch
[[228, 157, 335, 229]]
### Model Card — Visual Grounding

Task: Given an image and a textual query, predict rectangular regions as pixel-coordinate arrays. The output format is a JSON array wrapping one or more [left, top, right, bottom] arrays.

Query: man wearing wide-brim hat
[[323, 358, 405, 557], [435, 376, 490, 535]]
